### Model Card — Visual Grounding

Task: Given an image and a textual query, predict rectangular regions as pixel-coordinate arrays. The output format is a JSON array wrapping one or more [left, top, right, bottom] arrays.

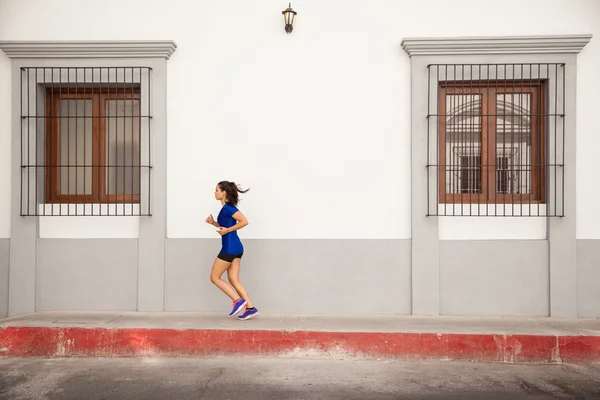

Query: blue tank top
[[217, 202, 244, 254]]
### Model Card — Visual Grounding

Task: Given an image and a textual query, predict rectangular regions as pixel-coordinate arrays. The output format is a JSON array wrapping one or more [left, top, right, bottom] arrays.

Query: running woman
[[205, 181, 259, 321]]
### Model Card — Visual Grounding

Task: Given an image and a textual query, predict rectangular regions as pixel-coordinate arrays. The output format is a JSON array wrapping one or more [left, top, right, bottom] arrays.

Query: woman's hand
[[217, 227, 229, 236], [206, 214, 215, 225]]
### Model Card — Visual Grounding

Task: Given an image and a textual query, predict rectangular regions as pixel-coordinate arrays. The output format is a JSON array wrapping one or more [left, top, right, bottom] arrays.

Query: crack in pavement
[[198, 367, 225, 400]]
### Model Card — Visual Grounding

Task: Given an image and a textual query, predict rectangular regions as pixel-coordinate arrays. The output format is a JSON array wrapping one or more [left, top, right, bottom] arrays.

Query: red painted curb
[[1, 327, 599, 363]]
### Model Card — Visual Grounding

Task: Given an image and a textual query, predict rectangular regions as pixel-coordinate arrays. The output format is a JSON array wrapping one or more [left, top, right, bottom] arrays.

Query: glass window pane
[[445, 94, 482, 194], [59, 99, 93, 195], [496, 93, 531, 195], [105, 99, 140, 196]]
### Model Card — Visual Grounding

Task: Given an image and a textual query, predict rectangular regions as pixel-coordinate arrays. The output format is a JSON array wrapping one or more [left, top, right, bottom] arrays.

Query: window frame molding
[[402, 33, 592, 318], [0, 40, 176, 217], [401, 34, 591, 217], [2, 39, 176, 314]]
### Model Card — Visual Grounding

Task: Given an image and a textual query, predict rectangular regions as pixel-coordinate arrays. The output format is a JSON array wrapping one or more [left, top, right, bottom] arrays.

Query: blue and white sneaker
[[237, 307, 259, 321], [229, 298, 247, 317]]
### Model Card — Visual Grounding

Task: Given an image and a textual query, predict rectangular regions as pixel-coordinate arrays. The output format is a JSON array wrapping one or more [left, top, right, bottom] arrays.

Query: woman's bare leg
[[210, 258, 239, 301], [227, 258, 254, 308]]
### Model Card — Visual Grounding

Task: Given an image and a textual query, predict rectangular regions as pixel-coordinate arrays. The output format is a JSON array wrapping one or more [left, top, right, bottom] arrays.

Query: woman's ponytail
[[218, 181, 249, 206]]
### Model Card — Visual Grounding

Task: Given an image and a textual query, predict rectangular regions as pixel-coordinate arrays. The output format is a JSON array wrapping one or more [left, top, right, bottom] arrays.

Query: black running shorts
[[217, 252, 243, 263]]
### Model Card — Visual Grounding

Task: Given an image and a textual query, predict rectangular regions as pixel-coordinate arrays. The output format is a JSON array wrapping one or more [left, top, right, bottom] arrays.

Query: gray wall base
[[577, 239, 600, 317], [36, 239, 138, 311], [3, 237, 599, 317], [440, 240, 549, 317], [165, 239, 412, 315], [8, 221, 36, 316]]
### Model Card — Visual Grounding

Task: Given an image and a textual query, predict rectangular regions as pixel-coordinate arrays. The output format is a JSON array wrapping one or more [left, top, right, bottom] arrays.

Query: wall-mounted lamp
[[282, 3, 297, 34]]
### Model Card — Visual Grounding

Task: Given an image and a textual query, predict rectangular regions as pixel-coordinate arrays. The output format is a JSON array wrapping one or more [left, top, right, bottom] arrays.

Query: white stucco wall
[[574, 14, 600, 239], [0, 0, 598, 240]]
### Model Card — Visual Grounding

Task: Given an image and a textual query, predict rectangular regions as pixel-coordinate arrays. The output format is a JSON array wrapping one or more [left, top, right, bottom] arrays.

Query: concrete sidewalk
[[1, 311, 600, 363], [2, 311, 600, 335]]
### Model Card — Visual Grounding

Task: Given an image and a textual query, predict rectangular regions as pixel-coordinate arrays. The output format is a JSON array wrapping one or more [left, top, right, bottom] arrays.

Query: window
[[45, 88, 141, 204], [422, 63, 568, 216], [402, 37, 591, 219], [17, 66, 153, 216], [4, 41, 174, 217], [438, 80, 546, 204]]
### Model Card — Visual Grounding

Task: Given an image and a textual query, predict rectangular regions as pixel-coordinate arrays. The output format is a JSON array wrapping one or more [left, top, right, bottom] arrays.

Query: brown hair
[[218, 181, 249, 206]]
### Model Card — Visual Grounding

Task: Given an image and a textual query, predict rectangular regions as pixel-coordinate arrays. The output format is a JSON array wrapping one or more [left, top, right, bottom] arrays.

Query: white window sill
[[438, 204, 547, 240], [38, 204, 140, 239]]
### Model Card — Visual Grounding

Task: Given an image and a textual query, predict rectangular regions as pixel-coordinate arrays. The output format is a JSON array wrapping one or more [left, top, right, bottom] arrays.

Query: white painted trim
[[0, 41, 177, 59], [401, 35, 592, 56], [439, 215, 546, 240], [36, 206, 140, 238]]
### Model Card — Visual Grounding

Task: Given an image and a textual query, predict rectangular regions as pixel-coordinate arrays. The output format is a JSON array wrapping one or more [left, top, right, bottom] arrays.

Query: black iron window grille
[[426, 64, 565, 217], [19, 67, 152, 216]]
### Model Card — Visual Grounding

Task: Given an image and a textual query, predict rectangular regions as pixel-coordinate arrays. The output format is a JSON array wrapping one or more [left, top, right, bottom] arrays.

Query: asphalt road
[[1, 357, 599, 399]]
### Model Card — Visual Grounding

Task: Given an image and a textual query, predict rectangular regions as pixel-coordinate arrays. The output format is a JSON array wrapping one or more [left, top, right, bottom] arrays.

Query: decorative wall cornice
[[0, 40, 177, 59], [401, 35, 592, 56]]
